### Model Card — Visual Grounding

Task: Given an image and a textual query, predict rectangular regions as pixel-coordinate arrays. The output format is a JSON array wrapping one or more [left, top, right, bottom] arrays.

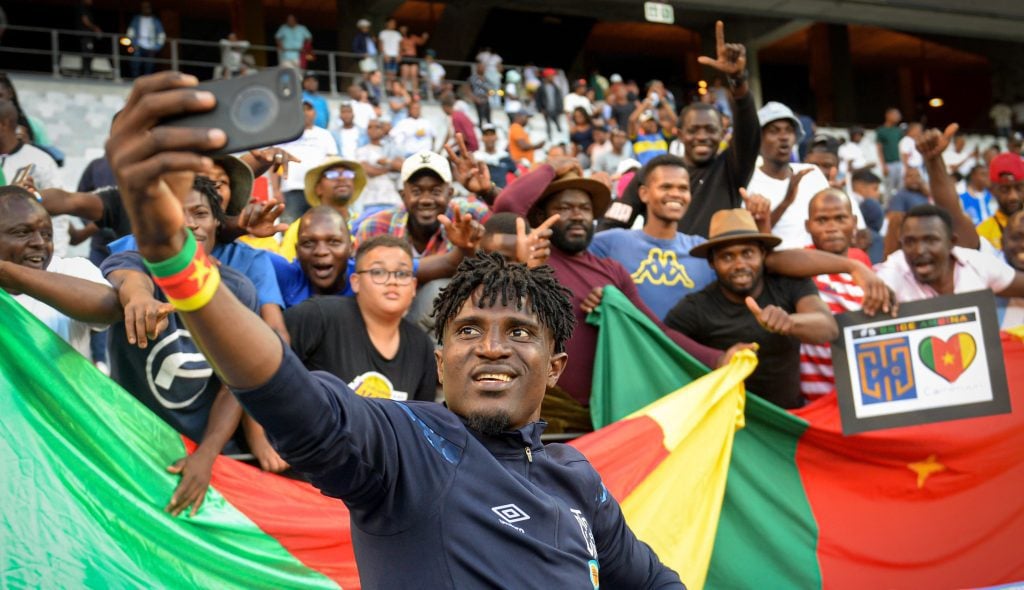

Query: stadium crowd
[[2, 11, 1024, 583]]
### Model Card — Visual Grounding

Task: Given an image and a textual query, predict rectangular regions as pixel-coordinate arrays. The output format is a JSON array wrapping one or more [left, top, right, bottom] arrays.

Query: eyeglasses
[[355, 268, 415, 285], [324, 169, 357, 180]]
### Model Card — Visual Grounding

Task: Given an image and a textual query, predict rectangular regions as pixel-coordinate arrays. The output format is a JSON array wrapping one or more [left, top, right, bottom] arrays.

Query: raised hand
[[444, 133, 492, 195], [740, 188, 772, 232], [238, 199, 289, 238], [515, 214, 558, 268], [105, 72, 227, 260], [745, 296, 794, 335], [249, 147, 300, 178], [916, 123, 958, 161], [438, 203, 484, 254], [697, 21, 747, 79]]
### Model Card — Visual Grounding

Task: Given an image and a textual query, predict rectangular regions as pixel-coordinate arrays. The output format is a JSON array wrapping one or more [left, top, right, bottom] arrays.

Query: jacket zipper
[[525, 446, 533, 463]]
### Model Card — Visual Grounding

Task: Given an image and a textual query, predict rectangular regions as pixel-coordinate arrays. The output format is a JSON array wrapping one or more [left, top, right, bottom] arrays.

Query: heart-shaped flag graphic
[[918, 333, 976, 383]]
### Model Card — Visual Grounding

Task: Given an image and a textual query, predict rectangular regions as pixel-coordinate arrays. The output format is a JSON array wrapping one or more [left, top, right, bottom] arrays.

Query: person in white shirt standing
[[273, 98, 339, 224], [355, 118, 403, 219], [899, 122, 925, 181], [378, 18, 403, 82], [746, 101, 864, 250]]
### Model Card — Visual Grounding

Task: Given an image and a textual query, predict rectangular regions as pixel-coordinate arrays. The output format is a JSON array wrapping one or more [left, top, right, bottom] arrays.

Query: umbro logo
[[491, 504, 530, 524]]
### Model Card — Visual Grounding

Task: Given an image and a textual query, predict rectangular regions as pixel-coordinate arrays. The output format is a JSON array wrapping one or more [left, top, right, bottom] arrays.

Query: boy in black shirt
[[285, 235, 438, 402]]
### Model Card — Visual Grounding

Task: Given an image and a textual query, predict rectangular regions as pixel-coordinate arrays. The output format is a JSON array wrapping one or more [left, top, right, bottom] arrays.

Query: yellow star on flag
[[189, 256, 213, 288], [908, 454, 945, 489], [942, 352, 955, 366]]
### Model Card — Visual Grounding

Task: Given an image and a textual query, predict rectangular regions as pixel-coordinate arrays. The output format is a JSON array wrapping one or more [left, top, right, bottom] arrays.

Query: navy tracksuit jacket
[[236, 348, 685, 589]]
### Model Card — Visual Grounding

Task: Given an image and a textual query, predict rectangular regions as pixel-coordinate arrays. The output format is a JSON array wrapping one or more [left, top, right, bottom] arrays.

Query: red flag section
[[794, 333, 1024, 588]]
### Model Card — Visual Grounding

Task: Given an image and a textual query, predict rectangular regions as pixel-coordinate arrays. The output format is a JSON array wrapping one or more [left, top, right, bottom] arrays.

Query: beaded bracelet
[[143, 230, 222, 312]]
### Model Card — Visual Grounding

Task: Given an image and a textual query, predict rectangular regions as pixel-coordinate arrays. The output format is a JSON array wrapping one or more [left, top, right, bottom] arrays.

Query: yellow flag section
[[574, 350, 756, 590]]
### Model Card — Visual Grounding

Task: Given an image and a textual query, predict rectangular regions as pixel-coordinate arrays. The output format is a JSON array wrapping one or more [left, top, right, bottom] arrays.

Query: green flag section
[[573, 349, 754, 589], [587, 287, 1024, 589], [0, 289, 339, 589], [587, 286, 709, 428]]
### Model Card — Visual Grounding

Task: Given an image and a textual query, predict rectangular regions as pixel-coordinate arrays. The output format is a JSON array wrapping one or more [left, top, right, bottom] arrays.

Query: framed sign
[[831, 290, 1011, 435]]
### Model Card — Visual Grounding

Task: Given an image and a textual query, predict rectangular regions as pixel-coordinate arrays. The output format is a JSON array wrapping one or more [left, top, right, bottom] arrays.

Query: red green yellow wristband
[[143, 230, 222, 311]]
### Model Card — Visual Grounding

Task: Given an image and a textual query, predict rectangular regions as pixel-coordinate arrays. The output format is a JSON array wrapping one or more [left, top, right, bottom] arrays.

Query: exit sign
[[644, 2, 675, 24]]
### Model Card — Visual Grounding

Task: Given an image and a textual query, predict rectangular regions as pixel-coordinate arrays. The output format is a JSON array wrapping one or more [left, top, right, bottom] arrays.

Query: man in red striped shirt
[[800, 188, 869, 400]]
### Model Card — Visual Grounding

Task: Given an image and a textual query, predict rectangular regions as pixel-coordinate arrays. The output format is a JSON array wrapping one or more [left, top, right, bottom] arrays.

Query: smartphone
[[161, 67, 305, 156], [12, 164, 34, 185]]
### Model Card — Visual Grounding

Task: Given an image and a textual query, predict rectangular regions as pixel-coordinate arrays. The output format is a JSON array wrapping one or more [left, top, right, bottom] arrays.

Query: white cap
[[609, 73, 623, 83], [356, 19, 371, 28], [401, 151, 453, 184], [613, 158, 642, 177]]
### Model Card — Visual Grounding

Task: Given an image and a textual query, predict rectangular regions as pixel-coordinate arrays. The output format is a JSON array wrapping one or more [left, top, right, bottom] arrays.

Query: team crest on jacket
[[571, 508, 597, 558]]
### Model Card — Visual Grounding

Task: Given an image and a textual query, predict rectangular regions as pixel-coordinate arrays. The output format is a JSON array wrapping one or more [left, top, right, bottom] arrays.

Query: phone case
[[161, 67, 305, 156]]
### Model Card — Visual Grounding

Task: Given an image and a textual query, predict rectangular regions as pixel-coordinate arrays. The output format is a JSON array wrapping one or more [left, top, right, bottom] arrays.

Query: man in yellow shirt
[[244, 157, 366, 260], [977, 152, 1023, 249]]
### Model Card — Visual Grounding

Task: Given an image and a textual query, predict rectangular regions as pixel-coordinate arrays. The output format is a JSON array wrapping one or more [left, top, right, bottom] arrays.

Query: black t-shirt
[[598, 92, 760, 237], [664, 274, 819, 409], [285, 296, 438, 402], [101, 251, 259, 452]]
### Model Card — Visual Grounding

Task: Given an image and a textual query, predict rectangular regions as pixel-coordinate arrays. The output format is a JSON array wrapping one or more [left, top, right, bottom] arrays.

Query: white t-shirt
[[350, 101, 375, 130], [389, 117, 436, 157], [335, 125, 364, 159], [838, 141, 867, 175], [378, 30, 402, 58], [990, 103, 1013, 128], [427, 62, 446, 86], [898, 136, 923, 168], [277, 126, 338, 192], [942, 145, 976, 178], [563, 93, 593, 116], [13, 256, 110, 359], [356, 142, 402, 209], [746, 163, 866, 251]]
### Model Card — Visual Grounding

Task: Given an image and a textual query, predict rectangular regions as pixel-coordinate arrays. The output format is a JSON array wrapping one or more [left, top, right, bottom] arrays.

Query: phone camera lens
[[231, 86, 279, 134]]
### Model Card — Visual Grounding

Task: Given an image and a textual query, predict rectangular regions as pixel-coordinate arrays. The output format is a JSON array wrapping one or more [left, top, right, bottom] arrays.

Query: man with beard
[[976, 153, 1024, 249], [599, 21, 759, 237], [270, 206, 352, 308], [268, 157, 367, 261], [494, 161, 737, 428], [352, 150, 490, 330], [875, 204, 1024, 303], [104, 71, 684, 585], [285, 235, 437, 402], [665, 209, 838, 409]]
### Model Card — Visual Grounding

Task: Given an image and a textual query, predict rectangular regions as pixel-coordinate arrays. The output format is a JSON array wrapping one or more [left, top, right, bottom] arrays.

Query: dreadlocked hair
[[432, 252, 576, 353]]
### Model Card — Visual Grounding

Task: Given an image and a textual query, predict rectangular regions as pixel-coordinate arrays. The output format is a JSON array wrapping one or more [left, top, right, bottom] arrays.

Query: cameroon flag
[[4, 283, 1023, 589], [587, 287, 1024, 588], [0, 289, 357, 588]]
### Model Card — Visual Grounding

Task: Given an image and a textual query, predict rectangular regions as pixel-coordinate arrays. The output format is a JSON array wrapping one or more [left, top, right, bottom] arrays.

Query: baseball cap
[[757, 101, 805, 142], [609, 73, 623, 83], [811, 133, 839, 156], [356, 18, 371, 28], [481, 123, 497, 134], [989, 152, 1024, 184], [401, 151, 453, 184]]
